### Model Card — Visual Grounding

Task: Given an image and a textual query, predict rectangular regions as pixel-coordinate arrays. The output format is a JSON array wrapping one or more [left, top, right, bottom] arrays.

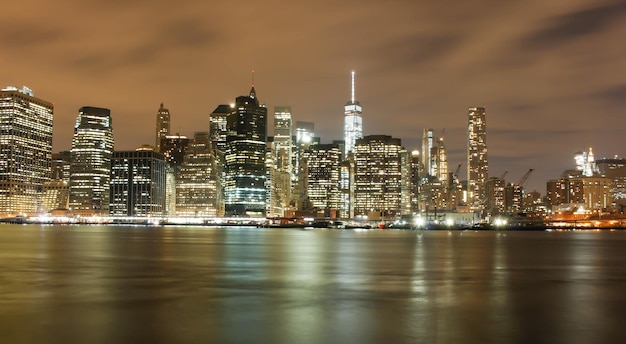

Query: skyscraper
[[176, 132, 222, 217], [343, 70, 363, 157], [110, 147, 167, 217], [0, 86, 54, 214], [354, 135, 404, 219], [209, 104, 231, 154], [155, 103, 170, 152], [302, 143, 342, 217], [69, 106, 114, 215], [467, 106, 488, 212], [422, 128, 434, 177], [224, 85, 268, 216]]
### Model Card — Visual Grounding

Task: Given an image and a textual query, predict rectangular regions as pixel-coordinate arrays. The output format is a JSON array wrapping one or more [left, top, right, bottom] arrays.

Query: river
[[1, 225, 625, 343]]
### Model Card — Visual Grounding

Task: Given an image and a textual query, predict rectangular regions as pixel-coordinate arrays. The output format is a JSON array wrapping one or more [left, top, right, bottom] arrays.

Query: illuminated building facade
[[467, 106, 488, 211], [293, 121, 318, 210], [209, 104, 231, 155], [155, 103, 170, 152], [422, 129, 434, 177], [159, 135, 190, 168], [224, 86, 267, 216], [69, 106, 114, 215], [596, 157, 626, 206], [269, 106, 293, 216], [42, 151, 71, 212], [485, 177, 506, 215], [110, 148, 166, 217], [0, 86, 53, 214], [176, 132, 222, 217], [354, 135, 404, 219], [546, 178, 585, 210], [302, 143, 341, 217], [437, 137, 448, 185], [343, 71, 363, 156]]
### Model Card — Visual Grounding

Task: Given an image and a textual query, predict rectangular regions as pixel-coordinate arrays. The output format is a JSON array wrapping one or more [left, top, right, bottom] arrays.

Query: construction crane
[[516, 169, 534, 189], [500, 171, 508, 180]]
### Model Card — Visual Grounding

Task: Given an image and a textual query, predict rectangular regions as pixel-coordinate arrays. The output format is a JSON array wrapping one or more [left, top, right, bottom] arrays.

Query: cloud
[[520, 1, 626, 49]]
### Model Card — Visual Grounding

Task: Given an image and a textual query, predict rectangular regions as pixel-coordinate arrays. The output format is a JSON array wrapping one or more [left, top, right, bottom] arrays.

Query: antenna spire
[[351, 70, 355, 103]]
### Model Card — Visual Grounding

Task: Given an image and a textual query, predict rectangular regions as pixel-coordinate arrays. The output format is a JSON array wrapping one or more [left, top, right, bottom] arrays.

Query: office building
[[0, 86, 54, 214], [110, 148, 167, 217], [422, 129, 434, 177], [302, 143, 342, 217], [353, 135, 404, 219], [176, 132, 222, 217], [155, 103, 170, 152], [224, 85, 267, 216], [343, 71, 363, 156], [69, 106, 114, 215], [467, 107, 488, 212], [209, 104, 231, 155], [160, 135, 190, 167], [596, 157, 626, 206]]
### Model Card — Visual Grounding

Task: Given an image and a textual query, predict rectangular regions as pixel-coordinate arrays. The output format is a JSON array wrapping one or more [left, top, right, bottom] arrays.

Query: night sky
[[2, 0, 625, 192]]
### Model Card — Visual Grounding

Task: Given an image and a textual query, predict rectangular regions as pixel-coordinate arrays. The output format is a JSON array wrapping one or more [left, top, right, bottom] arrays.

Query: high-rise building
[[42, 151, 71, 213], [467, 106, 488, 212], [176, 132, 222, 217], [0, 86, 54, 215], [69, 106, 114, 215], [353, 135, 404, 219], [302, 143, 342, 217], [485, 177, 506, 215], [422, 129, 434, 177], [160, 135, 191, 167], [343, 70, 363, 156], [110, 147, 167, 217], [270, 106, 294, 216], [596, 157, 626, 206], [224, 85, 267, 216], [209, 104, 231, 154], [436, 137, 448, 185], [155, 103, 170, 152]]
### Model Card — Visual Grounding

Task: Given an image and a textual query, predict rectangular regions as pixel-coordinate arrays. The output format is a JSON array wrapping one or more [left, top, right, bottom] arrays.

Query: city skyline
[[2, 1, 625, 192]]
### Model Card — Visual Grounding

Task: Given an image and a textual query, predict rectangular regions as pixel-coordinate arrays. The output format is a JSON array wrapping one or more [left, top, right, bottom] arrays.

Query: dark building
[[224, 85, 268, 216], [110, 148, 167, 217]]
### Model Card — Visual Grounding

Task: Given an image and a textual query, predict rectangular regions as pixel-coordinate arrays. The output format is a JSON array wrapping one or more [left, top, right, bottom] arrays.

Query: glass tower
[[0, 86, 54, 215], [224, 85, 267, 216], [343, 70, 363, 157], [69, 106, 114, 215]]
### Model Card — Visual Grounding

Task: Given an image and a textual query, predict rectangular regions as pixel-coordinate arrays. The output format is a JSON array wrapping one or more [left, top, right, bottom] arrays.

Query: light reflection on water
[[1, 225, 626, 343]]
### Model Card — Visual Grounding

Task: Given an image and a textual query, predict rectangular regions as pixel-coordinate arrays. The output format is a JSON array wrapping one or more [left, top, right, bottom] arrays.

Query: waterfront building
[[110, 147, 166, 217], [575, 148, 598, 177], [485, 177, 506, 215], [51, 151, 71, 183], [546, 178, 585, 210], [69, 106, 114, 215], [467, 106, 488, 212], [410, 150, 422, 214], [0, 86, 54, 215], [569, 176, 612, 210], [224, 85, 267, 216], [176, 132, 222, 217], [353, 135, 404, 219], [302, 143, 342, 217], [155, 103, 170, 152], [343, 71, 363, 156], [596, 157, 626, 206], [436, 137, 448, 185]]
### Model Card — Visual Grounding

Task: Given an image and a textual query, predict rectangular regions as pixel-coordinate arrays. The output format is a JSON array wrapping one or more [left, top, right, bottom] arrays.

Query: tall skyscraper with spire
[[224, 83, 267, 216], [343, 70, 363, 157], [155, 103, 170, 151], [467, 106, 488, 211]]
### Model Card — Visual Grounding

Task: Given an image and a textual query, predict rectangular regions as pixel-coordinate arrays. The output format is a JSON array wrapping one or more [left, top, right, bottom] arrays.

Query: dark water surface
[[1, 225, 626, 343]]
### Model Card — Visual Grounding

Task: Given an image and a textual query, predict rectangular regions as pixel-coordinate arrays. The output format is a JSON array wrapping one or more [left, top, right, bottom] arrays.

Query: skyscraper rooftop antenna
[[351, 70, 355, 103], [252, 69, 255, 87]]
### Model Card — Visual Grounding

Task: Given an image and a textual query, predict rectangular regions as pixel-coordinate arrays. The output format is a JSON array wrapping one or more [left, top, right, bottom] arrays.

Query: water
[[1, 225, 626, 343]]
